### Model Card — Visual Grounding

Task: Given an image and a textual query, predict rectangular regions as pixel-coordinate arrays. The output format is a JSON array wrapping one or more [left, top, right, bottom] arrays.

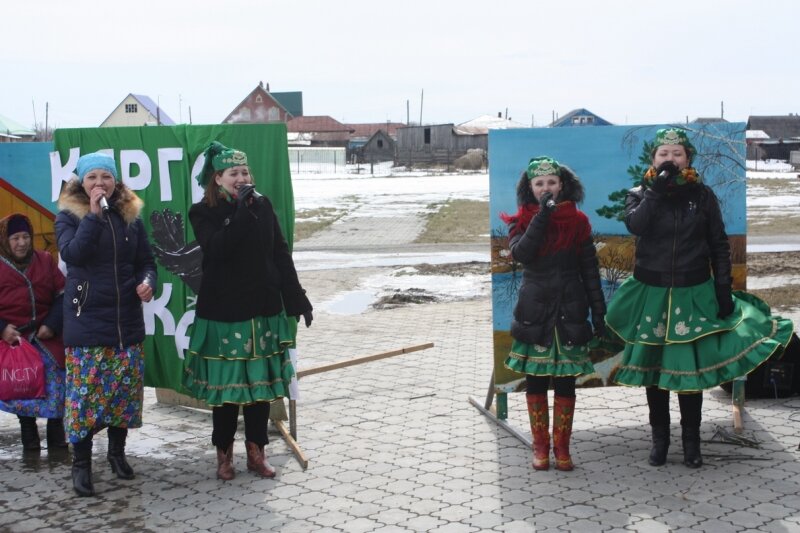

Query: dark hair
[[515, 164, 585, 206]]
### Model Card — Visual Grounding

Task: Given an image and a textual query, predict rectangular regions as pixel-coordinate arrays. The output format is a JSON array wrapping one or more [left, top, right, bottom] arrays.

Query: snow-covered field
[[292, 163, 800, 314]]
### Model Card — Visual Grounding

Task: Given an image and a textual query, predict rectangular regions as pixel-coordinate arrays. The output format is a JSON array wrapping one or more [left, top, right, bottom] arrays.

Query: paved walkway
[[2, 289, 800, 532]]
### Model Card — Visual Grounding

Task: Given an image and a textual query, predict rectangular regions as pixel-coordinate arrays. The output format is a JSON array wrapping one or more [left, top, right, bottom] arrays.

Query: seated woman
[[0, 213, 67, 452]]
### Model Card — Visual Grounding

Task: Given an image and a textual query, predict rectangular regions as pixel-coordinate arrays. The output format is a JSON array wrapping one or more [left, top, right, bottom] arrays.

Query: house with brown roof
[[345, 122, 405, 163], [286, 116, 354, 149]]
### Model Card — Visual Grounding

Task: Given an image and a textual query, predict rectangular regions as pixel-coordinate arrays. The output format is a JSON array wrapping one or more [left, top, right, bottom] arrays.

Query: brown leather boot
[[216, 443, 235, 480], [245, 441, 276, 478], [525, 393, 550, 470], [553, 395, 576, 471]]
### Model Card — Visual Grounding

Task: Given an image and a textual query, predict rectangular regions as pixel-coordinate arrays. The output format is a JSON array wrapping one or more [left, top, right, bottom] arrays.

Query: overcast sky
[[4, 0, 799, 130]]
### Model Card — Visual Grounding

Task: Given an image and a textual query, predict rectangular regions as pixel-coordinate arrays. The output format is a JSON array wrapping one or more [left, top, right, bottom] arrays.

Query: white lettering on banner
[[190, 153, 205, 203], [157, 148, 183, 202], [174, 310, 195, 360], [50, 148, 80, 201], [1, 366, 39, 382], [120, 150, 152, 190], [51, 148, 203, 203], [143, 283, 176, 335]]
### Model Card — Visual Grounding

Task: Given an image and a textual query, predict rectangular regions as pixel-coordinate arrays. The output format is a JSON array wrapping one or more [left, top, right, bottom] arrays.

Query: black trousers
[[526, 375, 576, 398], [211, 402, 270, 449], [646, 387, 702, 427]]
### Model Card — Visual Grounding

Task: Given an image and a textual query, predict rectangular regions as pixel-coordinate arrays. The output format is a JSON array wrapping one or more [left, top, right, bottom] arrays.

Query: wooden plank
[[296, 343, 434, 378], [274, 419, 309, 470]]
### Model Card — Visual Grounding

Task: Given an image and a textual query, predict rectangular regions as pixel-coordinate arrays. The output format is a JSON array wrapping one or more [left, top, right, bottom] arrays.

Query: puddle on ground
[[323, 290, 376, 315]]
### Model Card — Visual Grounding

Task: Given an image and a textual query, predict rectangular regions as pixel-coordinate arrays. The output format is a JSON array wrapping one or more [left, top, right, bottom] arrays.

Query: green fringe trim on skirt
[[505, 328, 595, 377], [183, 312, 295, 406], [607, 277, 794, 392]]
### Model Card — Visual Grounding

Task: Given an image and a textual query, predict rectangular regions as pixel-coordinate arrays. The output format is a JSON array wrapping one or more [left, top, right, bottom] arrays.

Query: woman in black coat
[[56, 152, 157, 496], [606, 128, 793, 468], [500, 156, 606, 472], [184, 141, 312, 481]]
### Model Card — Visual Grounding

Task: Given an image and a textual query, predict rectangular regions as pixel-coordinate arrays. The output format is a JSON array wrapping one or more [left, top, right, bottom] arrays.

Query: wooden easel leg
[[732, 377, 746, 434], [469, 371, 531, 447]]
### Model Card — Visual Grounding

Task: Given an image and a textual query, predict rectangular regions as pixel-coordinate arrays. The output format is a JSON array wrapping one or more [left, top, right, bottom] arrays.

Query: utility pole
[[419, 89, 424, 126]]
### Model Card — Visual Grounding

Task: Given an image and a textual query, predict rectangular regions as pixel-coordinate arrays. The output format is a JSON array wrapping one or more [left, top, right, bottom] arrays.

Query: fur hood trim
[[58, 179, 144, 225]]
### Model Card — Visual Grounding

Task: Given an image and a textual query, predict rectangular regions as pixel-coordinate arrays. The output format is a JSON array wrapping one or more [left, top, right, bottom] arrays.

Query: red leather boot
[[553, 395, 576, 471], [526, 393, 550, 470]]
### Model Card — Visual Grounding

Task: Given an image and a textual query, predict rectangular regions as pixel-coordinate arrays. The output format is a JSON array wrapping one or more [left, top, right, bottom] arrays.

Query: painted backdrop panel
[[489, 123, 746, 392]]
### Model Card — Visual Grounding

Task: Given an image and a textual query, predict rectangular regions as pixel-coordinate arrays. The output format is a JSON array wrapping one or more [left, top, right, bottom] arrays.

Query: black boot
[[648, 425, 670, 466], [46, 418, 68, 449], [682, 425, 703, 468], [72, 438, 95, 497], [645, 387, 670, 466], [678, 392, 703, 468], [107, 426, 135, 479], [18, 416, 41, 451]]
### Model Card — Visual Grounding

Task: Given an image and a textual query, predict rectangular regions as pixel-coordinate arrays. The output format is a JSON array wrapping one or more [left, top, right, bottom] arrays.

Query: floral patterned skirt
[[64, 344, 144, 443], [606, 277, 794, 392], [0, 337, 65, 419], [183, 313, 295, 406]]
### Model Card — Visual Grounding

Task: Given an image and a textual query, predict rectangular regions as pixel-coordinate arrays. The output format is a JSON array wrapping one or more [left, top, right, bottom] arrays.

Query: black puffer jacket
[[56, 180, 157, 348], [508, 207, 606, 348], [625, 184, 731, 288], [189, 195, 311, 322]]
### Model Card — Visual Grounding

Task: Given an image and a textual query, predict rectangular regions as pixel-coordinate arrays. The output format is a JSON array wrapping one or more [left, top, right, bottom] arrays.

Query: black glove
[[236, 184, 256, 208], [539, 191, 556, 215], [296, 310, 313, 328], [592, 315, 606, 338], [650, 161, 679, 194], [715, 284, 734, 319]]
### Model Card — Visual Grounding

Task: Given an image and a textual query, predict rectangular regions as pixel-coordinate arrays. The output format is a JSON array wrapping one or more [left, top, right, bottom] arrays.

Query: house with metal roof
[[549, 108, 612, 127], [0, 113, 36, 142], [100, 94, 176, 127]]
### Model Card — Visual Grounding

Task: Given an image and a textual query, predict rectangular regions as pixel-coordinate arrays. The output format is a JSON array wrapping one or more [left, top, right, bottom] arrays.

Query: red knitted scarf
[[500, 201, 591, 255]]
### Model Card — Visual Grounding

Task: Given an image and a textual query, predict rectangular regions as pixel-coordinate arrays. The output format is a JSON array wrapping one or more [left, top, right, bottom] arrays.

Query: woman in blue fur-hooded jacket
[[55, 152, 156, 497]]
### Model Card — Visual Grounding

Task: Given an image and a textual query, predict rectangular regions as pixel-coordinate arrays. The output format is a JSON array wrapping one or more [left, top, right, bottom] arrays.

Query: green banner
[[52, 124, 296, 391]]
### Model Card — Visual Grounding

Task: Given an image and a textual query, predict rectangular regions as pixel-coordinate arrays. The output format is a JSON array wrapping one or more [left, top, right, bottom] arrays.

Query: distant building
[[746, 115, 800, 160], [223, 82, 301, 124], [549, 108, 612, 127], [100, 94, 176, 127], [0, 113, 36, 142], [692, 117, 728, 124], [396, 114, 525, 166], [346, 122, 405, 163], [286, 116, 353, 149]]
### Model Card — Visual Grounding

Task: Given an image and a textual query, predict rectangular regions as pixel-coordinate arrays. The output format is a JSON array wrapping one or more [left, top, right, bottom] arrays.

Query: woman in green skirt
[[606, 128, 793, 468], [500, 157, 606, 471], [185, 141, 313, 480]]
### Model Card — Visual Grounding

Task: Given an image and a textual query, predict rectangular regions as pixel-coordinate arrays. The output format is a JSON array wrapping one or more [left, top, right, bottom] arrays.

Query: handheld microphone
[[657, 170, 671, 180], [99, 195, 109, 212], [545, 199, 556, 209], [251, 189, 263, 200]]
